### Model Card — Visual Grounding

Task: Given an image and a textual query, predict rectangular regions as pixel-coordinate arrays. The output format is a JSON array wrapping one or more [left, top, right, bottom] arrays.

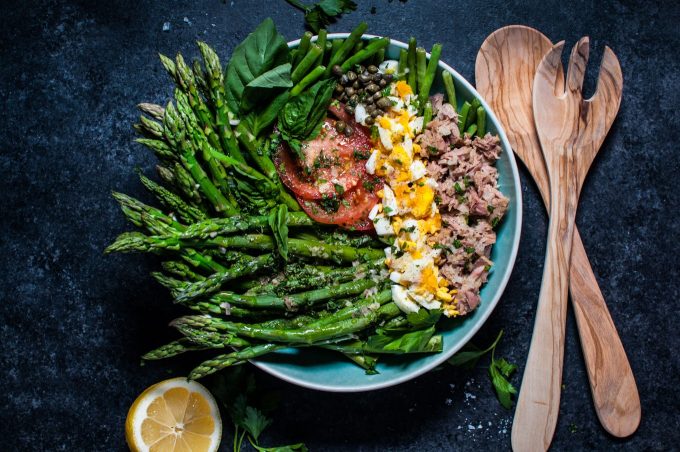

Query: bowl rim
[[250, 33, 523, 392]]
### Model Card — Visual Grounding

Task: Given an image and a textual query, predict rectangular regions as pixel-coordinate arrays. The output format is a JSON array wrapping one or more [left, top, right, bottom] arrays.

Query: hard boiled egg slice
[[392, 284, 420, 313]]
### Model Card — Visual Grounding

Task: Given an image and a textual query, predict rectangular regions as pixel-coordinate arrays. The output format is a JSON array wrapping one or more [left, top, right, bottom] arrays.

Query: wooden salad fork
[[476, 27, 638, 440], [511, 38, 625, 451]]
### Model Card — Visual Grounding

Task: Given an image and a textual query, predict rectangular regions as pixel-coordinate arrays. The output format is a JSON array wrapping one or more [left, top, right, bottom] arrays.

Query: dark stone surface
[[1, 0, 679, 450]]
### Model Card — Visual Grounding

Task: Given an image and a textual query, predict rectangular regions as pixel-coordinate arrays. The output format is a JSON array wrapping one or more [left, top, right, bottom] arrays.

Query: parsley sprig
[[448, 330, 518, 409], [285, 0, 357, 32], [208, 368, 307, 452]]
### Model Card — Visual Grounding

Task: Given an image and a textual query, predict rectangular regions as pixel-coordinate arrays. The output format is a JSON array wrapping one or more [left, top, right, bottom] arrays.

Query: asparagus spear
[[142, 338, 211, 361], [173, 302, 400, 345], [189, 344, 284, 380], [138, 172, 207, 224], [209, 278, 378, 311]]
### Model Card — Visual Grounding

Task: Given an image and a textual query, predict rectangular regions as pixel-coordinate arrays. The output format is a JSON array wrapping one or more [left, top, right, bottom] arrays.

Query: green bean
[[374, 47, 385, 65], [290, 66, 326, 96], [465, 98, 481, 130], [323, 41, 334, 65], [407, 37, 417, 89], [397, 49, 408, 80], [466, 124, 478, 136], [442, 71, 457, 109], [329, 39, 342, 64], [315, 29, 327, 66], [458, 101, 471, 134], [340, 38, 390, 72], [418, 43, 442, 107], [416, 47, 427, 96], [293, 32, 313, 68], [325, 22, 368, 76], [291, 44, 322, 83], [476, 106, 486, 137], [423, 101, 433, 129]]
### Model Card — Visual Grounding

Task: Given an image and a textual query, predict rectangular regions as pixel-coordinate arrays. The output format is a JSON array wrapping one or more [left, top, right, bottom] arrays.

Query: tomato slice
[[296, 176, 383, 229], [274, 116, 372, 201]]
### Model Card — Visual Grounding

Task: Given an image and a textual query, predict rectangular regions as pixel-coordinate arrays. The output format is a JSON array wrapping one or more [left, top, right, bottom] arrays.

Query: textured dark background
[[2, 0, 679, 450]]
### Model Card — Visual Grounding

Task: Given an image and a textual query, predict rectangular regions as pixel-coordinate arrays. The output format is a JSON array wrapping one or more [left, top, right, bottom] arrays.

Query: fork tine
[[587, 46, 623, 109], [566, 37, 590, 94]]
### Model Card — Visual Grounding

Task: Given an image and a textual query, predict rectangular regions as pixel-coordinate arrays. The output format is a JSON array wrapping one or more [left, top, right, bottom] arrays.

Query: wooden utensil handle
[[512, 163, 577, 452], [569, 228, 641, 437]]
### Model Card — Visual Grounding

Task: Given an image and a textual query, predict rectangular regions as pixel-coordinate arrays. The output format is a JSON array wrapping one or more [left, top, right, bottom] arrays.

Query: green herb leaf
[[286, 0, 357, 33], [447, 330, 503, 369], [489, 357, 517, 409], [225, 19, 292, 115], [268, 204, 289, 261], [250, 441, 308, 452], [366, 326, 442, 353], [278, 79, 336, 160], [242, 406, 272, 443]]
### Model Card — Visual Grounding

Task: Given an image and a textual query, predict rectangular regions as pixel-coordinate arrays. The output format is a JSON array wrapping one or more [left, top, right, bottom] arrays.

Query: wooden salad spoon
[[476, 26, 638, 441], [510, 38, 626, 451]]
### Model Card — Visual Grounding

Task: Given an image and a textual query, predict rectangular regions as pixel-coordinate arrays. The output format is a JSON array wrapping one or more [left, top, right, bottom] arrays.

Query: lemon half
[[125, 377, 222, 452]]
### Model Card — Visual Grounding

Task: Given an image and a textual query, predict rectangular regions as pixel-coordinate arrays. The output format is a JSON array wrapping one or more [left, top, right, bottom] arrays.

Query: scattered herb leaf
[[285, 0, 357, 32]]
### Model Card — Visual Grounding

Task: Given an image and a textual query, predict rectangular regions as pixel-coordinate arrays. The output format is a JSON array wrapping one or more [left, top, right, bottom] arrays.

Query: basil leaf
[[278, 78, 336, 160], [225, 18, 292, 115], [268, 204, 289, 261], [366, 326, 442, 353]]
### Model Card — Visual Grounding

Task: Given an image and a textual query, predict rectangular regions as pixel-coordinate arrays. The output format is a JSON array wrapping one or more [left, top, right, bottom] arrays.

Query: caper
[[359, 73, 372, 84], [353, 81, 361, 89], [335, 83, 344, 94], [368, 65, 378, 74], [347, 71, 357, 82], [379, 79, 387, 88], [366, 104, 376, 114], [345, 87, 355, 97], [384, 73, 394, 82], [340, 74, 349, 85], [358, 65, 366, 73], [345, 104, 355, 115], [343, 125, 354, 136], [377, 97, 392, 109], [350, 94, 360, 104], [373, 73, 383, 82], [332, 65, 344, 76], [370, 109, 381, 118], [373, 92, 383, 101], [339, 93, 348, 102], [335, 120, 347, 133], [364, 116, 375, 125]]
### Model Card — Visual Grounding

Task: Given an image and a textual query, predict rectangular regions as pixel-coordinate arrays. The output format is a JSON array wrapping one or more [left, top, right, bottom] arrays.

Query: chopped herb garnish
[[487, 205, 495, 213], [491, 217, 500, 228], [333, 183, 345, 195], [463, 175, 472, 187], [453, 239, 462, 248], [362, 179, 376, 191], [428, 145, 438, 155], [465, 246, 475, 254], [484, 264, 492, 271], [353, 148, 370, 160], [400, 225, 416, 234], [383, 206, 393, 214], [457, 194, 466, 204], [434, 194, 442, 204], [454, 182, 464, 194]]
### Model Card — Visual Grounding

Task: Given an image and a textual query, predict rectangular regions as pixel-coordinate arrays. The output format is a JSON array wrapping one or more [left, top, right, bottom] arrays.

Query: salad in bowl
[[108, 19, 521, 391]]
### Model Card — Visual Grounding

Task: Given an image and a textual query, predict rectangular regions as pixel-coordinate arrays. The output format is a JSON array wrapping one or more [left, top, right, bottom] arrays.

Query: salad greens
[[225, 18, 292, 115], [277, 78, 336, 160]]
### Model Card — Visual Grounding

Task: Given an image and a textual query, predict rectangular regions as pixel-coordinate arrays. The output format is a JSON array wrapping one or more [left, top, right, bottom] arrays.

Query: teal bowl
[[250, 34, 523, 392]]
